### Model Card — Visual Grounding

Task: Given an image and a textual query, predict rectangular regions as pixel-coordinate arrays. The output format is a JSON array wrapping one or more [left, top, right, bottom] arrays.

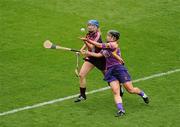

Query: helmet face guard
[[108, 30, 120, 40]]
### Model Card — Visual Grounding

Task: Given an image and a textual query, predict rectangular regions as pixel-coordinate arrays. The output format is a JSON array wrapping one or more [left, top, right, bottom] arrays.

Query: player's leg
[[123, 81, 149, 104], [101, 70, 124, 97], [74, 61, 94, 102], [116, 67, 149, 104], [109, 80, 125, 117]]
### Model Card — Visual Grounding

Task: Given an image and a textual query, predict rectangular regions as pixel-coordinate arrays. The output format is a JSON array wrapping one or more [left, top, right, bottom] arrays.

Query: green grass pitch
[[0, 0, 180, 127]]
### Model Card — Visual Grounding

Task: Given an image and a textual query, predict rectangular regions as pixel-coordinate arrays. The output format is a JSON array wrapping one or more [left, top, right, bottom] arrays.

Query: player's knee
[[79, 72, 86, 79], [127, 88, 135, 94], [113, 91, 118, 95], [112, 89, 119, 95]]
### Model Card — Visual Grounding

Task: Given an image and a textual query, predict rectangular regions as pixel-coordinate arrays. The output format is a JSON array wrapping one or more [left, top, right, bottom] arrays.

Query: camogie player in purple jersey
[[80, 30, 149, 117], [75, 20, 124, 102]]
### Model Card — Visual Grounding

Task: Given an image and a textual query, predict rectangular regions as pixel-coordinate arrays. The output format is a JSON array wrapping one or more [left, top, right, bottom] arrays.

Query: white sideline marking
[[0, 68, 180, 116]]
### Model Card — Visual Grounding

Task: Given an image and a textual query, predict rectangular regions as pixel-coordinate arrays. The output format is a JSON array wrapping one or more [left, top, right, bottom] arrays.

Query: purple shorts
[[104, 64, 131, 84], [84, 57, 106, 71]]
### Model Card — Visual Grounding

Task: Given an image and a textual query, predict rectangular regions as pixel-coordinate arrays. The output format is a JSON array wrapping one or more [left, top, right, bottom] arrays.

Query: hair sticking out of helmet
[[108, 30, 120, 40], [88, 20, 99, 28]]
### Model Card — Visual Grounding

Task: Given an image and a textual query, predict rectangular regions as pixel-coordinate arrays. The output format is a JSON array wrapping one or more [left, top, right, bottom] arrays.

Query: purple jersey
[[100, 43, 122, 69], [100, 43, 131, 83]]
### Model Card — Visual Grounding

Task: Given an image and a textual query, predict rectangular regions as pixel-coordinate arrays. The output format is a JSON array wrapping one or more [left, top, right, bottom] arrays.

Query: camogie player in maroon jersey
[[74, 20, 124, 102]]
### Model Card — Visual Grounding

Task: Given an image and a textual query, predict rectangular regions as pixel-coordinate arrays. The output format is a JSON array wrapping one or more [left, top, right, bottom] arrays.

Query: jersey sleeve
[[101, 42, 116, 50]]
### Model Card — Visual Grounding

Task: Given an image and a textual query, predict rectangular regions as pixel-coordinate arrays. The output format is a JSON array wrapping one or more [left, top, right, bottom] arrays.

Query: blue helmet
[[88, 20, 99, 28]]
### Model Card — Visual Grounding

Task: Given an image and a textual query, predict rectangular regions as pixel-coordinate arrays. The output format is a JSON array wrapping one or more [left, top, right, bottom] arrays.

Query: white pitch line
[[0, 68, 180, 117]]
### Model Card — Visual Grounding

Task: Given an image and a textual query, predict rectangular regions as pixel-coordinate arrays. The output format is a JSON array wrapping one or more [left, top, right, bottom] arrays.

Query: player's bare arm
[[83, 40, 95, 50], [80, 37, 118, 49], [81, 50, 103, 58], [112, 49, 124, 64]]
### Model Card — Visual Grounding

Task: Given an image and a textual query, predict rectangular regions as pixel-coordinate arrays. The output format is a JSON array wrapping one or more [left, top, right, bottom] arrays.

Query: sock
[[116, 103, 124, 111], [138, 91, 147, 98], [80, 87, 86, 97]]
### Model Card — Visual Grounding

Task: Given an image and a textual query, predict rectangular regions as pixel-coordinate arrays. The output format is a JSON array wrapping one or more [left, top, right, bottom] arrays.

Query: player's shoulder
[[109, 41, 118, 49], [94, 31, 102, 42], [95, 31, 101, 37]]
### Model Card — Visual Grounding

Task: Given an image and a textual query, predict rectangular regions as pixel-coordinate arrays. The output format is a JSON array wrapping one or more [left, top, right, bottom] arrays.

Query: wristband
[[102, 43, 106, 49]]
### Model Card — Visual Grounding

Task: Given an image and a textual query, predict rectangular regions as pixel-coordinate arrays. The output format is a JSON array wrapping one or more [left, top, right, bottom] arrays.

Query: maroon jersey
[[84, 31, 106, 71], [86, 31, 102, 53]]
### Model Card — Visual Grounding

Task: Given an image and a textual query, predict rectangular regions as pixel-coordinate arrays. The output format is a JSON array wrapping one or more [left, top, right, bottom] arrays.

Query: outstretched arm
[[83, 38, 103, 48], [81, 42, 94, 51], [84, 41, 95, 49], [80, 37, 118, 49], [81, 50, 103, 58]]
